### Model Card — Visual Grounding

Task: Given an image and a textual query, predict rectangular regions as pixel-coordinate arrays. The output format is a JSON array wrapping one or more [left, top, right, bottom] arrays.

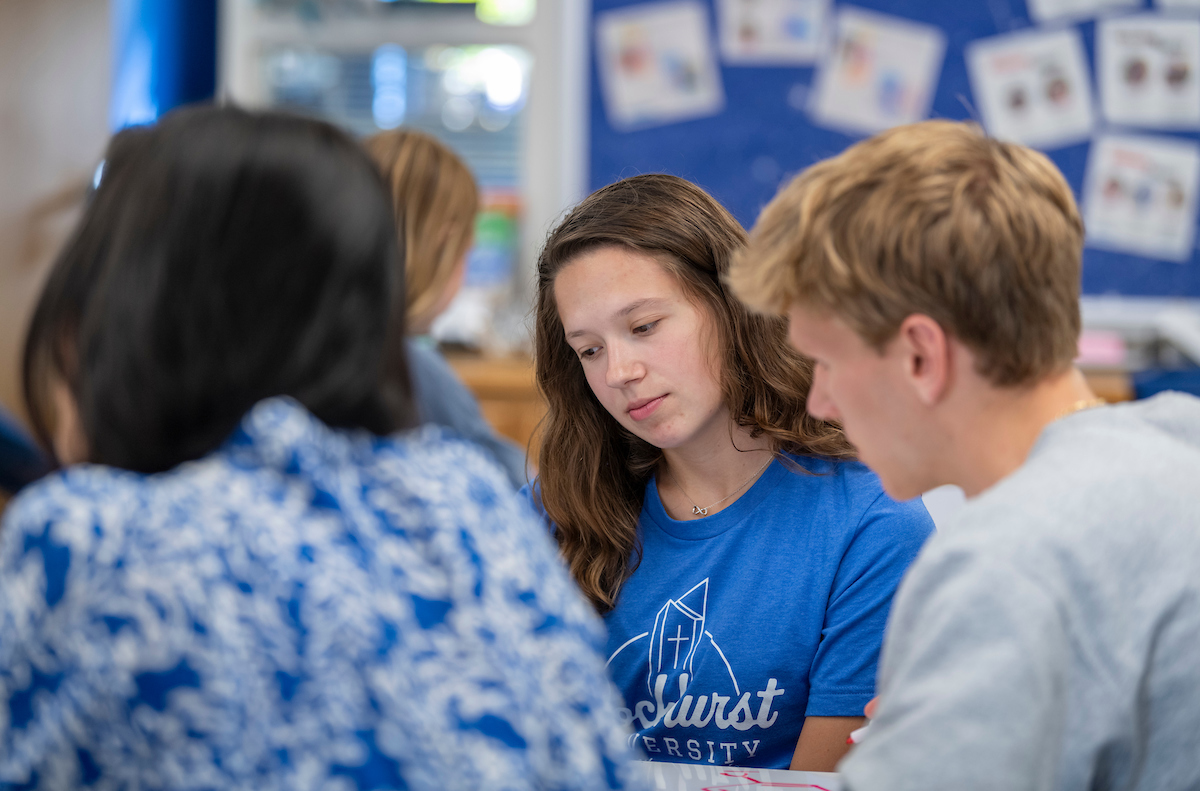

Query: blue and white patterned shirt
[[0, 398, 640, 791]]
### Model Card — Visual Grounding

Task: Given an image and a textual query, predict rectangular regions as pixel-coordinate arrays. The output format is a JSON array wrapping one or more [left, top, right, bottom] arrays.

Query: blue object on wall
[[589, 0, 1200, 298], [111, 0, 218, 130]]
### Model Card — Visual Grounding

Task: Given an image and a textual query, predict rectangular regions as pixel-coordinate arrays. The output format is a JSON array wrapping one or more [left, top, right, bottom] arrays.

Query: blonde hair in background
[[728, 120, 1085, 387], [535, 174, 853, 613], [366, 129, 480, 332]]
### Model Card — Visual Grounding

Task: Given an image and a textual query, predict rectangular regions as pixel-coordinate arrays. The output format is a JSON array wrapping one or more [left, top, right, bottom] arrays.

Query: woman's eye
[[632, 321, 659, 335], [579, 346, 600, 360]]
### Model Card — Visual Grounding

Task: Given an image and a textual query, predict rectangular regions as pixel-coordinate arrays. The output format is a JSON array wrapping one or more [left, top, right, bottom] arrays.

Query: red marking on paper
[[700, 769, 833, 791]]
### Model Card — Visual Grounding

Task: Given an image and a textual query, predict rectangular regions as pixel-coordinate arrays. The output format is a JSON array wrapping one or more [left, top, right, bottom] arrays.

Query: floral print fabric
[[0, 398, 638, 791]]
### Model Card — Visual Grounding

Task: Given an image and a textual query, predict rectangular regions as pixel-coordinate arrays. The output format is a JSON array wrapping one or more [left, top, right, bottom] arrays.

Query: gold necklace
[[1053, 397, 1107, 422], [666, 456, 774, 516]]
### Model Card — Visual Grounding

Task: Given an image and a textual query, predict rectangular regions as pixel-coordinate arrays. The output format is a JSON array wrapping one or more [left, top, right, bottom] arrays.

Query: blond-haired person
[[366, 128, 524, 487], [730, 120, 1200, 790]]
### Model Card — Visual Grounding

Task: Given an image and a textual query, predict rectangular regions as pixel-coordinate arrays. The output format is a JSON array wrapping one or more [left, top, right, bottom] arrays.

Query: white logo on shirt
[[607, 579, 786, 763]]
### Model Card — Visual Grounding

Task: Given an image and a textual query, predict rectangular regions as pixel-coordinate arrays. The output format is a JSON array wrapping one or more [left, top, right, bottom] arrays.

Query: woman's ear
[[51, 379, 89, 465]]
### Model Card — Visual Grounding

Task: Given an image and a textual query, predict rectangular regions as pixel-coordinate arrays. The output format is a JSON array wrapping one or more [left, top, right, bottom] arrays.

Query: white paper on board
[[1083, 133, 1200, 262], [809, 6, 946, 136], [1026, 0, 1139, 23], [596, 0, 725, 130], [1099, 15, 1200, 128], [717, 0, 830, 64], [966, 27, 1095, 149]]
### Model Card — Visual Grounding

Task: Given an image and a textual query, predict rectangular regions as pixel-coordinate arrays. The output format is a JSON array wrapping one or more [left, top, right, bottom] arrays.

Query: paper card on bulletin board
[[1083, 133, 1200, 262], [596, 0, 725, 130], [716, 0, 830, 64], [1026, 0, 1138, 23], [1098, 14, 1200, 128], [967, 26, 1095, 150], [808, 6, 945, 135]]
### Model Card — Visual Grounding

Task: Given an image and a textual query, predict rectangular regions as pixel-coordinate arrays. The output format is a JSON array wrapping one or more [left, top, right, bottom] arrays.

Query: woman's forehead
[[554, 250, 684, 321]]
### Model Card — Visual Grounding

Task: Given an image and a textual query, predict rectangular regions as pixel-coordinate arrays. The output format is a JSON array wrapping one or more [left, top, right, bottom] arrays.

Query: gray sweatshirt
[[841, 392, 1200, 791]]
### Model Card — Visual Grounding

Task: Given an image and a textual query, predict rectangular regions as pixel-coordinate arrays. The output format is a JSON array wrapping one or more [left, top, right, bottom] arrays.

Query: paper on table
[[1083, 133, 1200, 262], [596, 0, 725, 130], [634, 761, 842, 791], [1098, 14, 1200, 128], [1026, 0, 1138, 23], [809, 6, 946, 136], [966, 27, 1094, 149], [717, 0, 830, 65]]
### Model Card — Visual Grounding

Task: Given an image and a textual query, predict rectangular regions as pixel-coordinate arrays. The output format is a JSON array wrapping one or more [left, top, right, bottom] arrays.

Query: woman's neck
[[656, 420, 774, 520]]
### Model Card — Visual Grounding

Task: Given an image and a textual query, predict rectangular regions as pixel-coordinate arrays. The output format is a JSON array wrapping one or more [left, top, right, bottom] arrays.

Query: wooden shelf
[[1083, 370, 1134, 403]]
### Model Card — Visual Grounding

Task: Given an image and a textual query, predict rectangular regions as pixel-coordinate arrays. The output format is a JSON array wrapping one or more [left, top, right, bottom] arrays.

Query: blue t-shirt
[[524, 455, 933, 769]]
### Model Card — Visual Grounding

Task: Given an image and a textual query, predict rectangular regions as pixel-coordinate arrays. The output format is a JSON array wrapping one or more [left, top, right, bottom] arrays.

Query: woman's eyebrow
[[616, 297, 668, 318], [565, 298, 670, 340]]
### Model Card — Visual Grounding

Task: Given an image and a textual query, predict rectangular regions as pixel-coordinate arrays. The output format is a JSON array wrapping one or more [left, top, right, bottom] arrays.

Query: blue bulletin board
[[588, 0, 1200, 298]]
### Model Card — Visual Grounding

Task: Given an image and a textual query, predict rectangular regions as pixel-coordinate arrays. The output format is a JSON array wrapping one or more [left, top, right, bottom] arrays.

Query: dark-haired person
[[730, 120, 1200, 790], [523, 174, 934, 771], [0, 106, 640, 790]]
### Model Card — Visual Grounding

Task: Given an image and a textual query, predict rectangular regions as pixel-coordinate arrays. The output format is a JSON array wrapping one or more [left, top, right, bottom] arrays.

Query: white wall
[[0, 0, 111, 425]]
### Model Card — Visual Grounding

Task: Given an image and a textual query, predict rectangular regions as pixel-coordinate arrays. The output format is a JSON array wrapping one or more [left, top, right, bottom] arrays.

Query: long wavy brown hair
[[535, 174, 854, 612]]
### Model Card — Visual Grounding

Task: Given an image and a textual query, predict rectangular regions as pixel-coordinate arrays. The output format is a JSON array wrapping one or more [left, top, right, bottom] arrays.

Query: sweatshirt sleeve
[[840, 536, 1068, 791]]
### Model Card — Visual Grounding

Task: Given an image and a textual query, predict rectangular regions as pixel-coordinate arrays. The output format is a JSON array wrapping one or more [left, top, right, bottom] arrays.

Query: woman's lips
[[628, 395, 666, 421]]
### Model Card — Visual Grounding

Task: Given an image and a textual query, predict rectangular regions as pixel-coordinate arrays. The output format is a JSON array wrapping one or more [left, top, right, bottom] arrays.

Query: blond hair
[[366, 129, 479, 332], [728, 120, 1084, 386], [535, 174, 852, 612]]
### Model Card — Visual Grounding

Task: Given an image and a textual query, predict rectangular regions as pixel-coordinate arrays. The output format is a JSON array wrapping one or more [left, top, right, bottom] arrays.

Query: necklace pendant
[[693, 506, 708, 516]]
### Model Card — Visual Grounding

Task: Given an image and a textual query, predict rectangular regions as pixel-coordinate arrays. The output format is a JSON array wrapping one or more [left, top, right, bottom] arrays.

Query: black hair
[[23, 104, 415, 472]]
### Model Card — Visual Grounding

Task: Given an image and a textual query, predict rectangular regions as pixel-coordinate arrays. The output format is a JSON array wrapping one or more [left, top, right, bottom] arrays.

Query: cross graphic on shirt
[[667, 624, 690, 667]]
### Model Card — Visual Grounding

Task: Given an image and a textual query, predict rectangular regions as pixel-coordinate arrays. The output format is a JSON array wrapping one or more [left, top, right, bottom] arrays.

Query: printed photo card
[[967, 26, 1095, 149], [1098, 14, 1200, 129], [1083, 133, 1200, 262], [596, 0, 725, 130], [1026, 0, 1139, 23], [717, 0, 830, 65], [809, 6, 946, 135]]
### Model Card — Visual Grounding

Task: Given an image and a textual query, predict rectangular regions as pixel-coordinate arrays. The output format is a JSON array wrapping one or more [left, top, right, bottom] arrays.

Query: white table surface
[[632, 761, 842, 791]]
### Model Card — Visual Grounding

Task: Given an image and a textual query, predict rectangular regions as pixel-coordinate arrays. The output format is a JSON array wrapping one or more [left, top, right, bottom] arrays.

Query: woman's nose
[[605, 343, 644, 388]]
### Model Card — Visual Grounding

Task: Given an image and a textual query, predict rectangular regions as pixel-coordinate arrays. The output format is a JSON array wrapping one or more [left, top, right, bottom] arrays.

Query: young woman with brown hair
[[524, 174, 934, 772]]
